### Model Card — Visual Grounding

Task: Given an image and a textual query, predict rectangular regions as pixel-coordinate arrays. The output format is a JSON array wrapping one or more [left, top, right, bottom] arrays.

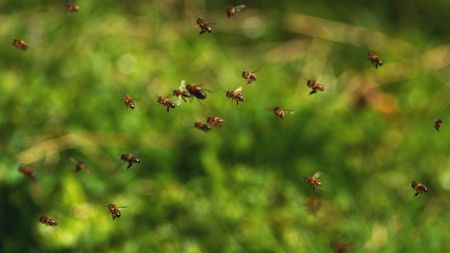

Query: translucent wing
[[313, 172, 321, 178], [235, 5, 246, 11], [234, 87, 243, 93], [179, 80, 187, 89]]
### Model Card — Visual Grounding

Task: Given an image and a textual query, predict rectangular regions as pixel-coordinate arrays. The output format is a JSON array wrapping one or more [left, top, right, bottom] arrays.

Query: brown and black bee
[[269, 107, 293, 119], [70, 158, 86, 172], [65, 1, 79, 12], [304, 172, 322, 191], [123, 95, 135, 110], [197, 18, 212, 35], [107, 203, 127, 220], [411, 180, 428, 196], [206, 116, 225, 128], [226, 5, 246, 18], [226, 87, 245, 106], [194, 122, 212, 132], [172, 81, 192, 103], [186, 83, 210, 100], [13, 39, 29, 51], [39, 216, 58, 226], [120, 154, 140, 169], [367, 52, 383, 68], [241, 70, 257, 85], [434, 118, 443, 132], [157, 96, 176, 112], [306, 79, 325, 95], [19, 164, 36, 181]]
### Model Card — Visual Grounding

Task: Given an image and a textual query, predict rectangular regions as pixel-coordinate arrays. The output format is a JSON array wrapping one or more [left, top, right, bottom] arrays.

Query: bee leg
[[127, 162, 132, 169], [166, 106, 170, 112], [182, 97, 187, 103], [414, 192, 419, 196], [309, 90, 317, 95], [199, 30, 205, 35]]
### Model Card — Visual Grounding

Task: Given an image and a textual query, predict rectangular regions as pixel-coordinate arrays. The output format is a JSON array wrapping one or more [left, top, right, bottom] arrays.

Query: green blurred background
[[1, 0, 450, 252]]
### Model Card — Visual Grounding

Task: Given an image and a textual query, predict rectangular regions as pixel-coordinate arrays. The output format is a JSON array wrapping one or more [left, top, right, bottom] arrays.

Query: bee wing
[[235, 5, 246, 11], [118, 206, 128, 209], [175, 96, 183, 106], [285, 109, 295, 114], [234, 87, 243, 93], [313, 172, 321, 178], [179, 80, 187, 89]]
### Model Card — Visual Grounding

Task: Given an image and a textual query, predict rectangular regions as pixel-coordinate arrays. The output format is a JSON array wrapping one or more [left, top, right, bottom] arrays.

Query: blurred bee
[[367, 52, 383, 68], [194, 121, 212, 132], [107, 203, 127, 220], [13, 39, 29, 51], [226, 87, 245, 106], [172, 80, 191, 103], [65, 1, 79, 12], [71, 158, 85, 172], [411, 180, 428, 196], [19, 164, 36, 181], [186, 83, 210, 101], [197, 18, 212, 35], [241, 70, 257, 85], [157, 96, 176, 112], [306, 80, 325, 95], [39, 216, 58, 226], [304, 172, 322, 191], [434, 118, 443, 132], [268, 106, 293, 119], [226, 5, 246, 18], [206, 116, 225, 128], [331, 241, 352, 253], [123, 95, 135, 110], [120, 154, 140, 169]]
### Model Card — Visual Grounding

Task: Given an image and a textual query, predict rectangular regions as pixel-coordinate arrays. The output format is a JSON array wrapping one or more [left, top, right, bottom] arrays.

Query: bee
[[269, 106, 293, 119], [18, 164, 36, 181], [367, 52, 383, 68], [186, 83, 210, 100], [434, 118, 443, 132], [241, 70, 257, 85], [306, 80, 325, 95], [65, 1, 79, 12], [304, 172, 322, 191], [226, 87, 245, 106], [196, 18, 212, 35], [411, 180, 428, 196], [157, 96, 176, 112], [172, 80, 191, 103], [194, 121, 212, 132], [206, 116, 225, 128], [123, 95, 135, 110], [70, 158, 85, 172], [226, 5, 246, 18], [13, 39, 29, 51], [120, 154, 140, 169], [39, 216, 58, 226], [107, 204, 127, 220]]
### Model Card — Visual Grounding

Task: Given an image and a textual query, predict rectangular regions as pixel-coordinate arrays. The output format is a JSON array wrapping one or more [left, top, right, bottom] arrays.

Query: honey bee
[[206, 116, 225, 128], [13, 39, 29, 51], [304, 172, 322, 191], [120, 154, 140, 169], [241, 70, 257, 85], [226, 87, 245, 106], [123, 95, 135, 110], [107, 203, 127, 220], [411, 180, 428, 196], [434, 118, 443, 132], [157, 96, 176, 112], [197, 18, 212, 35], [39, 216, 58, 226], [71, 158, 85, 172], [172, 80, 191, 103], [65, 1, 79, 12], [19, 164, 36, 181], [186, 83, 210, 100], [269, 106, 293, 119], [306, 80, 325, 95], [226, 5, 246, 18], [194, 121, 212, 132], [367, 52, 383, 68]]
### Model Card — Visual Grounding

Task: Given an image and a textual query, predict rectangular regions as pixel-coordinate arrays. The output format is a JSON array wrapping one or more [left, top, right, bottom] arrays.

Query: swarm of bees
[[411, 180, 428, 196], [434, 118, 443, 132], [120, 154, 140, 169], [108, 204, 127, 220], [226, 5, 246, 18], [13, 39, 29, 51], [39, 216, 58, 226], [306, 79, 325, 95], [196, 18, 212, 35], [367, 52, 383, 68], [304, 172, 322, 191]]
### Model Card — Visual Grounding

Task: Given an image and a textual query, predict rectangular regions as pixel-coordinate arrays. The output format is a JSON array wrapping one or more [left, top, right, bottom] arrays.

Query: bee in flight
[[196, 18, 212, 35], [207, 116, 225, 128], [434, 118, 443, 132], [19, 164, 36, 181], [226, 87, 245, 106], [123, 95, 135, 110], [367, 52, 383, 68], [226, 5, 246, 18], [13, 39, 29, 51], [65, 0, 79, 12], [70, 158, 86, 172], [185, 83, 210, 102], [39, 216, 58, 226], [241, 70, 257, 85], [194, 121, 212, 132], [411, 180, 428, 196], [157, 96, 176, 112], [107, 204, 127, 220], [306, 79, 325, 95], [120, 154, 140, 169], [172, 80, 191, 103], [304, 172, 322, 191], [268, 106, 293, 119]]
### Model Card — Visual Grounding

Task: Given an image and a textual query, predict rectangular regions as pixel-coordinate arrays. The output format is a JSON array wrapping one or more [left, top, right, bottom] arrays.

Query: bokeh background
[[1, 0, 450, 252]]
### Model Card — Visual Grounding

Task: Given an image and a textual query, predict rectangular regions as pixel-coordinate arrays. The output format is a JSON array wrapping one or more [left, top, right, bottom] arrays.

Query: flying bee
[[185, 83, 210, 101], [226, 87, 245, 106], [434, 118, 443, 132], [206, 116, 225, 128], [306, 79, 325, 95], [70, 158, 85, 172], [411, 180, 428, 196], [65, 1, 79, 12], [107, 204, 127, 220], [367, 52, 383, 68], [157, 96, 176, 112], [13, 39, 29, 51], [226, 4, 246, 18], [19, 164, 36, 181], [241, 70, 257, 85], [304, 172, 322, 191], [268, 106, 293, 119], [39, 216, 58, 226], [194, 121, 212, 132], [123, 95, 135, 110], [172, 80, 191, 103], [196, 18, 212, 35], [120, 154, 140, 169]]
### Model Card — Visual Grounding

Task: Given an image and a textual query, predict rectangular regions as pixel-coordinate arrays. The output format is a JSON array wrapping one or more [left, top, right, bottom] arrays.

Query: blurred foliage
[[1, 0, 450, 252]]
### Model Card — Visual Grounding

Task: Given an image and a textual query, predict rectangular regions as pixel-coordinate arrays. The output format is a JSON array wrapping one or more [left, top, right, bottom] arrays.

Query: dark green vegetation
[[1, 1, 450, 252]]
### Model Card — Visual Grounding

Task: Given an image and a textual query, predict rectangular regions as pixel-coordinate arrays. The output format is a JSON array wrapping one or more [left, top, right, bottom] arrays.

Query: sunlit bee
[[107, 204, 127, 220], [157, 96, 176, 112], [411, 180, 428, 196], [306, 80, 325, 95], [226, 87, 245, 106], [196, 18, 212, 35], [367, 52, 383, 68], [13, 39, 29, 51], [226, 5, 246, 18], [194, 121, 212, 132], [304, 172, 322, 191], [123, 95, 135, 110], [434, 118, 443, 132], [19, 164, 36, 181], [70, 158, 86, 172], [172, 80, 192, 103], [120, 154, 140, 169], [65, 1, 80, 12], [206, 116, 225, 128], [185, 83, 210, 101], [241, 70, 257, 85], [269, 106, 293, 119], [39, 216, 58, 226], [331, 241, 352, 253]]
